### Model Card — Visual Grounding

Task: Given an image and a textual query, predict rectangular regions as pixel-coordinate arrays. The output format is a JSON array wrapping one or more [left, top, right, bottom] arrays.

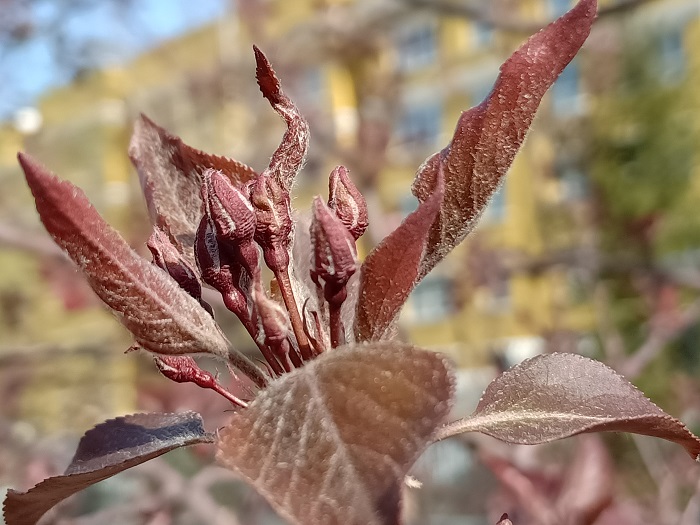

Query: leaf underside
[[216, 342, 455, 525], [412, 0, 597, 278], [438, 353, 700, 460], [18, 153, 232, 360], [3, 412, 213, 525]]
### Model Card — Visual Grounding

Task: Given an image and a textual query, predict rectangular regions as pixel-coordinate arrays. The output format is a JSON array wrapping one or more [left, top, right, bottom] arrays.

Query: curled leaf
[[3, 412, 213, 525], [254, 45, 309, 189], [216, 342, 455, 525], [354, 163, 445, 342], [436, 353, 700, 460], [129, 114, 257, 263], [412, 0, 597, 277], [19, 153, 234, 361]]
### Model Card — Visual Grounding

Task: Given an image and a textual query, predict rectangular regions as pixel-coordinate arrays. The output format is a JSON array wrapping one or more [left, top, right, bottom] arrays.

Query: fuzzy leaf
[[216, 342, 455, 525], [129, 114, 257, 263], [19, 153, 233, 360], [412, 0, 597, 277], [254, 45, 309, 189], [354, 165, 444, 342], [436, 353, 700, 459], [3, 412, 213, 525]]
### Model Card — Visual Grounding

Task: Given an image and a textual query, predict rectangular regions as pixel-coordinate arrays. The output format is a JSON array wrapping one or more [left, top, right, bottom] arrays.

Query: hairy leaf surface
[[129, 114, 257, 263], [437, 353, 700, 459], [3, 412, 213, 525], [216, 342, 455, 525], [254, 45, 309, 190], [412, 0, 597, 277], [354, 166, 444, 342], [19, 153, 233, 360]]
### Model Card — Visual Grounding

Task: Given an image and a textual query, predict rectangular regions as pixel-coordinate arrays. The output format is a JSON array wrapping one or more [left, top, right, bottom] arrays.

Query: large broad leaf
[[436, 353, 700, 459], [412, 0, 597, 278], [3, 412, 213, 525], [18, 153, 233, 361], [354, 165, 444, 342], [128, 114, 257, 263], [216, 342, 455, 525]]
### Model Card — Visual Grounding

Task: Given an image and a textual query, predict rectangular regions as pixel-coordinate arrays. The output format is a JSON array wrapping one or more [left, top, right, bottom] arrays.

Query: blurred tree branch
[[401, 0, 655, 33]]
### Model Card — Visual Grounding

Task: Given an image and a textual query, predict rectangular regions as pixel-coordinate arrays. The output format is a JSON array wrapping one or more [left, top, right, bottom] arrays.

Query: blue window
[[408, 277, 453, 323], [555, 162, 588, 201], [471, 81, 494, 106], [480, 185, 506, 223], [659, 29, 685, 82], [397, 25, 437, 72], [399, 192, 419, 217], [551, 60, 582, 116], [397, 103, 441, 146], [473, 22, 493, 48], [549, 0, 571, 16]]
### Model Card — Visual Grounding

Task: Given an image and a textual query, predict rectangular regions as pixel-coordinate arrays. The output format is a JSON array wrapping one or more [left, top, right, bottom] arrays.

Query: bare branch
[[401, 0, 655, 33]]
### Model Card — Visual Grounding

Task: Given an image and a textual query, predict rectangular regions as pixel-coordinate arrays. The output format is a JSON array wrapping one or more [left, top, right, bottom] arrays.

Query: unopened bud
[[310, 196, 357, 303], [250, 174, 293, 271], [254, 285, 290, 346], [328, 165, 368, 240], [194, 214, 247, 315], [204, 170, 256, 244]]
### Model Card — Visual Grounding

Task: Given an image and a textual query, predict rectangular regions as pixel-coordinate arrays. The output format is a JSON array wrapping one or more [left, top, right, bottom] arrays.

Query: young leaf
[[129, 114, 257, 263], [354, 164, 444, 342], [254, 45, 309, 190], [3, 412, 213, 525], [412, 0, 597, 278], [18, 153, 236, 361], [216, 342, 455, 525], [436, 353, 700, 459]]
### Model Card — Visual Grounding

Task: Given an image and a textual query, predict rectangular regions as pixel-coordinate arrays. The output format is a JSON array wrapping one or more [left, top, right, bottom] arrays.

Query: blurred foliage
[[590, 32, 699, 254]]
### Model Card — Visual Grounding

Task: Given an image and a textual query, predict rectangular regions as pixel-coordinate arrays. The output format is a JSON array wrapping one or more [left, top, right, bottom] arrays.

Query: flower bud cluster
[[148, 48, 371, 381]]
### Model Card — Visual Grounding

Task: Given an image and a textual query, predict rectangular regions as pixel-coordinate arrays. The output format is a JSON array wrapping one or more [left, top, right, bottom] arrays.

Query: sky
[[1, 0, 230, 121]]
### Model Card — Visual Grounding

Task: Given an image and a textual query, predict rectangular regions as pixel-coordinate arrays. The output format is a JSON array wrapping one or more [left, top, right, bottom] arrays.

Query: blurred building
[[1, 0, 698, 437]]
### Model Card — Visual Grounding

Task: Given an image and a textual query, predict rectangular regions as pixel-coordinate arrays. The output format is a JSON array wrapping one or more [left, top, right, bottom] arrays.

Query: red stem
[[275, 267, 313, 360]]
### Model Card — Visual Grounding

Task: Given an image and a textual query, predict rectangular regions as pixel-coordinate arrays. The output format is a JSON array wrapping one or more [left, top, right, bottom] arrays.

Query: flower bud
[[328, 165, 368, 240], [203, 170, 256, 244], [310, 196, 357, 304], [194, 214, 247, 315], [250, 174, 293, 271]]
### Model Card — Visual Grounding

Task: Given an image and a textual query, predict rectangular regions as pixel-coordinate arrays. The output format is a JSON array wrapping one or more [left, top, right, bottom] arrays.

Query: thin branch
[[401, 0, 655, 33]]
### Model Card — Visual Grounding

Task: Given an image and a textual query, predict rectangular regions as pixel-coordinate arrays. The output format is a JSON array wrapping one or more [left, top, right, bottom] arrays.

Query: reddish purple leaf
[[436, 353, 700, 459], [3, 412, 213, 525], [129, 114, 257, 264], [254, 45, 309, 189], [18, 153, 234, 361], [216, 342, 455, 525], [354, 164, 445, 342], [412, 0, 597, 277]]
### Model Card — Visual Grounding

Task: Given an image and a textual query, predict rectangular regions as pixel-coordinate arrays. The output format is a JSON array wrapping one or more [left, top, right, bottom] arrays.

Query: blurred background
[[1, 0, 700, 523]]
